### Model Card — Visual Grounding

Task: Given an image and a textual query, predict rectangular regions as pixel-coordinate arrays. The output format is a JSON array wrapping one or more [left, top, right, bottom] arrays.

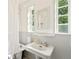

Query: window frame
[[55, 0, 71, 34]]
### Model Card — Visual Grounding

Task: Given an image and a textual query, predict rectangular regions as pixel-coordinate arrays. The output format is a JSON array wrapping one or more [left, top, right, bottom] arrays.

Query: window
[[56, 0, 70, 34]]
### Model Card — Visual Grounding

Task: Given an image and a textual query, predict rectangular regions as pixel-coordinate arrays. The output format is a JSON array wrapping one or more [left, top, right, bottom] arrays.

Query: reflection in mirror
[[28, 6, 35, 32], [19, 0, 55, 36], [36, 7, 50, 31], [28, 7, 51, 33]]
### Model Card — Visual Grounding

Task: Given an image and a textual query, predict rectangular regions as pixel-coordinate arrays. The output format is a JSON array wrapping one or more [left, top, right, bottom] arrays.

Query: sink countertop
[[24, 42, 54, 57]]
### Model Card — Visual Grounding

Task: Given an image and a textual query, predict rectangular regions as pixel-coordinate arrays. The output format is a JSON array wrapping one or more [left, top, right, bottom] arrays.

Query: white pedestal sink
[[23, 42, 54, 59]]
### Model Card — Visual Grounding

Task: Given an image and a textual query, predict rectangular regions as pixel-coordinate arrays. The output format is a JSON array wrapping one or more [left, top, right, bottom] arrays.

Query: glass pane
[[58, 0, 68, 7], [58, 25, 68, 33], [58, 7, 68, 15], [58, 16, 68, 24]]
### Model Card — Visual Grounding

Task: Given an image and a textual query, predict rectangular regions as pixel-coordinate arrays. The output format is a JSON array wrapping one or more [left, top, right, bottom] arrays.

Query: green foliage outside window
[[58, 7, 68, 15], [58, 16, 68, 24], [58, 0, 69, 33], [32, 10, 35, 26], [58, 0, 68, 7]]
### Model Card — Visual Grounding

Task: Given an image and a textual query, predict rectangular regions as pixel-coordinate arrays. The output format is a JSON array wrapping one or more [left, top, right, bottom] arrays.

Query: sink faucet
[[41, 41, 48, 47]]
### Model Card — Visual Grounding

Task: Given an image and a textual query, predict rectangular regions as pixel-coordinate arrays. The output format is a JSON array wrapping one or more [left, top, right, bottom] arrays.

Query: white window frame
[[55, 0, 71, 34]]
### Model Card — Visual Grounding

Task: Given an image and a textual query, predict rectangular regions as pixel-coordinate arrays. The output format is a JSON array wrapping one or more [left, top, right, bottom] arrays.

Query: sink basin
[[31, 43, 47, 50], [25, 42, 54, 57]]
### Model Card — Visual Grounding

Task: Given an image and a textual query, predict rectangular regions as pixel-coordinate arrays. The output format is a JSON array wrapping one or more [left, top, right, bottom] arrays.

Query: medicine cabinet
[[19, 0, 55, 36]]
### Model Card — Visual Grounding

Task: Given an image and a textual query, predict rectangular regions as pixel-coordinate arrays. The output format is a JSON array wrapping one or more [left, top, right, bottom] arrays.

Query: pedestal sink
[[31, 43, 47, 50], [24, 42, 54, 59]]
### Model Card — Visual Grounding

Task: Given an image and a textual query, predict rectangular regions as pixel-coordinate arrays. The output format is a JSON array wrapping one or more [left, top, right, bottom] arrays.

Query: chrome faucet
[[41, 41, 48, 47]]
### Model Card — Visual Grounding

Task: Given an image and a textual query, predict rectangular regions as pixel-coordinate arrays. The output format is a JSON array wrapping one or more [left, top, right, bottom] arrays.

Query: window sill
[[55, 32, 71, 35]]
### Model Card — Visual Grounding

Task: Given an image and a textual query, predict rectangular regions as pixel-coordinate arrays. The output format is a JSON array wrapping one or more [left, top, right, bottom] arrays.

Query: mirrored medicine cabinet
[[19, 0, 55, 36]]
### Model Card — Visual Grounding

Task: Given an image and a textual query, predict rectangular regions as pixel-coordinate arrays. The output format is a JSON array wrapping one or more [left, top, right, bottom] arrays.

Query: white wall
[[8, 0, 20, 55]]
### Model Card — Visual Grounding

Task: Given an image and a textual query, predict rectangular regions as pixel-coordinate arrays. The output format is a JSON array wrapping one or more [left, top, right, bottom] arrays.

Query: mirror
[[27, 6, 51, 33], [19, 0, 55, 36]]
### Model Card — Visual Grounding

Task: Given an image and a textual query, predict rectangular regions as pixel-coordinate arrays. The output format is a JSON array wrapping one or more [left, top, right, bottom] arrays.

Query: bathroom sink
[[31, 43, 47, 50], [25, 42, 54, 57]]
